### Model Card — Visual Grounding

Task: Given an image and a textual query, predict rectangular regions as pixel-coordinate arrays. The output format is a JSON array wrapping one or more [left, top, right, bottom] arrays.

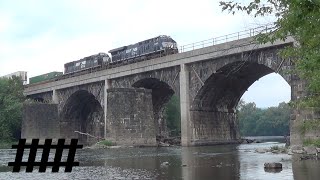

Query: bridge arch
[[190, 59, 292, 145], [60, 90, 104, 145], [132, 78, 175, 138]]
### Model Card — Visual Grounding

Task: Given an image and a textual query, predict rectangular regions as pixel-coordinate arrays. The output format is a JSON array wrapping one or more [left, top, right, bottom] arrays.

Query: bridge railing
[[179, 25, 276, 53]]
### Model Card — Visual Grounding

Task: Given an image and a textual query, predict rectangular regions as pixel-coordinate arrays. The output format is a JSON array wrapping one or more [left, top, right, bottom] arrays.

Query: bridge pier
[[52, 89, 58, 104], [190, 110, 239, 145], [106, 88, 156, 146], [104, 79, 110, 139], [180, 64, 192, 146]]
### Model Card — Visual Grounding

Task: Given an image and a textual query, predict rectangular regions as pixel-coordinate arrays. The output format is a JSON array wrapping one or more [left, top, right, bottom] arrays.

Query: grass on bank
[[299, 120, 320, 135], [97, 140, 114, 146], [303, 139, 320, 148]]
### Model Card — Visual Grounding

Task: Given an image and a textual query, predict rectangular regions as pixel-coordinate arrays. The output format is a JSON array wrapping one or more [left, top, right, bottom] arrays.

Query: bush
[[303, 139, 320, 147], [97, 140, 114, 146]]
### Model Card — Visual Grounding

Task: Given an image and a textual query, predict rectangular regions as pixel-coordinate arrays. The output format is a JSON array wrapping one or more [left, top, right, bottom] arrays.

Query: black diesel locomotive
[[64, 53, 111, 74], [108, 35, 178, 63], [63, 35, 178, 74]]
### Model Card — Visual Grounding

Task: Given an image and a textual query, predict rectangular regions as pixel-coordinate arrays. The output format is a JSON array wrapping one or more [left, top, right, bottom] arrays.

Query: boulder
[[158, 142, 170, 147], [292, 149, 304, 154], [303, 146, 317, 155], [264, 162, 282, 169], [255, 148, 267, 153], [160, 162, 169, 167]]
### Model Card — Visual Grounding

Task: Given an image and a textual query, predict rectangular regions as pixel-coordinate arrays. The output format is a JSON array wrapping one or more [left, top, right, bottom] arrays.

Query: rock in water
[[303, 146, 317, 155], [264, 162, 282, 169], [161, 162, 169, 167]]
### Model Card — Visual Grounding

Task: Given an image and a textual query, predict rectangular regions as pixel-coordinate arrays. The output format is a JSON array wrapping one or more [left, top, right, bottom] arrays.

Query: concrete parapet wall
[[107, 88, 156, 146]]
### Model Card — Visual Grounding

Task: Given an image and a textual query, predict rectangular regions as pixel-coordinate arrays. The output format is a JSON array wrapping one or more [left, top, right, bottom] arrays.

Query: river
[[0, 137, 319, 180]]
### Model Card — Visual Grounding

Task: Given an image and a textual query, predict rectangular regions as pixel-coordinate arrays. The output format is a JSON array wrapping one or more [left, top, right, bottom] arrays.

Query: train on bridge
[[29, 35, 178, 84]]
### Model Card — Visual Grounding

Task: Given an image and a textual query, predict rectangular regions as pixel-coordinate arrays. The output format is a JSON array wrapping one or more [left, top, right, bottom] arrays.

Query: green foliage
[[97, 140, 114, 146], [164, 95, 181, 136], [238, 100, 290, 136], [299, 120, 320, 135], [270, 145, 287, 153], [270, 145, 279, 151], [0, 76, 25, 141], [220, 0, 320, 109], [0, 140, 17, 149], [303, 138, 320, 148]]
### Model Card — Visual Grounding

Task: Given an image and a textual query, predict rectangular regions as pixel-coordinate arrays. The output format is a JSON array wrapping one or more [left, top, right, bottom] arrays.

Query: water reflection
[[0, 138, 320, 179], [292, 155, 320, 180], [181, 146, 240, 180]]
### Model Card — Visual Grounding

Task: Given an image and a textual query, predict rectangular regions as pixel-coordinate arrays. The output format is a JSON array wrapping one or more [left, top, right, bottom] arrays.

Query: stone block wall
[[107, 88, 156, 146], [22, 103, 60, 140], [190, 111, 240, 145]]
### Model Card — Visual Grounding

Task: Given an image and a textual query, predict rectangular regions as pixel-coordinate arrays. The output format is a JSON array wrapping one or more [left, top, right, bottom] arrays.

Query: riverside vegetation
[[0, 76, 24, 148]]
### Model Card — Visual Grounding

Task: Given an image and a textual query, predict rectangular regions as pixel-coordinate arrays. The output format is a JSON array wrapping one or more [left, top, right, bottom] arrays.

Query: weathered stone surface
[[292, 150, 305, 154], [190, 110, 239, 145], [291, 145, 303, 151], [22, 103, 60, 140], [316, 148, 320, 153], [107, 88, 156, 146]]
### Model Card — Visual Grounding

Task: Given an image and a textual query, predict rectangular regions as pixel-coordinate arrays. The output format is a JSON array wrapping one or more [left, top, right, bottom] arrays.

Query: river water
[[0, 137, 319, 180]]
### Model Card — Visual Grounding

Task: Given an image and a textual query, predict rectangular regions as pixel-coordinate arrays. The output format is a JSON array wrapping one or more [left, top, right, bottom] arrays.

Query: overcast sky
[[0, 0, 290, 107]]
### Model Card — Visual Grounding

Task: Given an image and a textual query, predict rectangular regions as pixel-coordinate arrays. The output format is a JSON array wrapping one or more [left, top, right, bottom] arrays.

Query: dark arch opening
[[192, 61, 281, 112], [25, 96, 45, 103], [132, 78, 175, 139], [191, 61, 291, 144], [60, 90, 104, 145]]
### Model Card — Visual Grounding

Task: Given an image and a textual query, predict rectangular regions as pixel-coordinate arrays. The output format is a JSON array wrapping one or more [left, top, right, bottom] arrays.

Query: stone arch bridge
[[24, 36, 315, 146]]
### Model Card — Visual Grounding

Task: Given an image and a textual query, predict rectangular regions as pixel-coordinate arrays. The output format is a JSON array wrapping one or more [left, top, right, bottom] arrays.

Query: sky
[[0, 0, 290, 108]]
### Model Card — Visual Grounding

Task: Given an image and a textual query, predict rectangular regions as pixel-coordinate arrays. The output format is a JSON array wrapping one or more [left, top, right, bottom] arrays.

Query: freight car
[[64, 53, 111, 74], [29, 71, 63, 84], [108, 35, 178, 63]]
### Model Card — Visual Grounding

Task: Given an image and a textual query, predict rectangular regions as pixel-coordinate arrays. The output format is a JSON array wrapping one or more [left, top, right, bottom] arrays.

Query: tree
[[164, 95, 181, 136], [220, 0, 320, 108], [237, 100, 290, 136], [0, 76, 25, 141]]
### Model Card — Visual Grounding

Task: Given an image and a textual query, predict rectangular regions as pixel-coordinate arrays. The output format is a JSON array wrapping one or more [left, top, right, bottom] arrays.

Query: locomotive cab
[[159, 35, 178, 54]]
